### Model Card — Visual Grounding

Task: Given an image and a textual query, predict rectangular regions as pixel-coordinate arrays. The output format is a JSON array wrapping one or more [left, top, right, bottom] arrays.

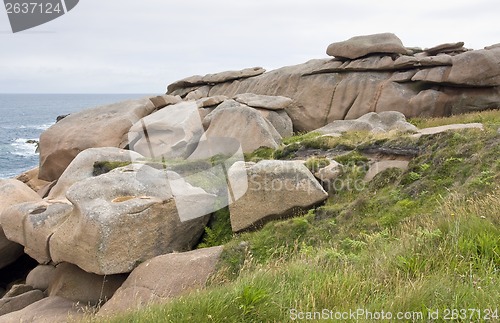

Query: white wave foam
[[32, 123, 52, 130], [2, 123, 52, 131], [19, 123, 52, 130], [11, 138, 38, 157]]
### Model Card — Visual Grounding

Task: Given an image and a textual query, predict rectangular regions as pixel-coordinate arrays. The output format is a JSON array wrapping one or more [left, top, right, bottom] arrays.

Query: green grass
[[409, 109, 500, 128], [197, 207, 233, 249], [90, 110, 500, 323], [282, 131, 322, 145], [304, 157, 330, 173]]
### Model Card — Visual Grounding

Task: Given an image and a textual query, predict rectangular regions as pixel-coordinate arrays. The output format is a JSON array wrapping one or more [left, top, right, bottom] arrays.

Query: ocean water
[[0, 94, 151, 179]]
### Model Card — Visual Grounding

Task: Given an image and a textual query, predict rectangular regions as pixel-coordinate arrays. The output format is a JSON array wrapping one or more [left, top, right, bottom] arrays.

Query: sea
[[0, 94, 151, 179]]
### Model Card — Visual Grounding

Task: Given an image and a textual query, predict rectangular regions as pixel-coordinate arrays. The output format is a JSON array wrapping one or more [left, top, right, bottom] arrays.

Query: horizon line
[[0, 92, 158, 95]]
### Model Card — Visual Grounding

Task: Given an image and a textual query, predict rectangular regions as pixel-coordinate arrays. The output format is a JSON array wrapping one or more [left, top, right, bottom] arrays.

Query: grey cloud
[[0, 0, 499, 93]]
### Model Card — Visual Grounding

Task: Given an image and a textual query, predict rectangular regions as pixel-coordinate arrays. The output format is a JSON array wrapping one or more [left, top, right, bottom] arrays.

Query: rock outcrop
[[49, 164, 212, 275], [128, 101, 204, 159], [198, 100, 283, 153], [412, 48, 500, 87], [228, 160, 328, 232], [167, 33, 500, 132], [98, 246, 223, 317], [3, 149, 216, 275], [1, 32, 499, 322], [38, 95, 178, 181]]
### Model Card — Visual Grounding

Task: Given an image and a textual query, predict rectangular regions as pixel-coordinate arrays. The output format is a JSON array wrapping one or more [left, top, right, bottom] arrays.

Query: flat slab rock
[[167, 67, 266, 94], [412, 123, 484, 138], [315, 111, 417, 135], [0, 289, 45, 316], [0, 296, 85, 322], [364, 160, 410, 181], [326, 33, 408, 59], [233, 93, 293, 110], [424, 41, 465, 55]]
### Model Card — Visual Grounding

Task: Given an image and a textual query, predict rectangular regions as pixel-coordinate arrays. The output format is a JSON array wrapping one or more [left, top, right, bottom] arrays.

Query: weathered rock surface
[[196, 95, 227, 108], [49, 165, 212, 275], [424, 42, 465, 55], [326, 33, 408, 59], [98, 246, 223, 317], [0, 289, 45, 316], [4, 284, 35, 298], [15, 168, 50, 193], [0, 180, 42, 210], [168, 67, 265, 95], [26, 265, 56, 291], [201, 99, 238, 129], [0, 179, 42, 269], [198, 100, 282, 153], [256, 108, 294, 138], [185, 85, 211, 100], [148, 95, 182, 110], [233, 93, 293, 110], [364, 160, 410, 181], [315, 111, 417, 135], [47, 147, 142, 201], [412, 48, 500, 87], [48, 263, 126, 306], [228, 160, 328, 232], [313, 159, 343, 183], [128, 101, 204, 159], [38, 95, 172, 181], [167, 34, 500, 132], [0, 296, 85, 322], [1, 201, 74, 264]]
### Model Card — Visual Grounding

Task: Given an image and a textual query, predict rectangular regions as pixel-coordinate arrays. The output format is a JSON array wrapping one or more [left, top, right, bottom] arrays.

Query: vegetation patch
[[304, 156, 330, 173], [197, 207, 233, 249], [244, 146, 275, 163], [92, 161, 131, 176]]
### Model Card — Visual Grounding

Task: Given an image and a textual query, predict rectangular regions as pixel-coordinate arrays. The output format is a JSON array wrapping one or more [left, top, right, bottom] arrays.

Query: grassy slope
[[93, 111, 500, 323]]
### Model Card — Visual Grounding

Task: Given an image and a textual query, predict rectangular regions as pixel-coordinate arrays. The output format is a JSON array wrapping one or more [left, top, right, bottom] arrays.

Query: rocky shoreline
[[0, 33, 499, 321]]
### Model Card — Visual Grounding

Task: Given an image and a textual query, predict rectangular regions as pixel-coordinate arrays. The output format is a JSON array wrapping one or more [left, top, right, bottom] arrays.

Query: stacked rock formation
[[168, 32, 500, 131], [0, 33, 498, 320]]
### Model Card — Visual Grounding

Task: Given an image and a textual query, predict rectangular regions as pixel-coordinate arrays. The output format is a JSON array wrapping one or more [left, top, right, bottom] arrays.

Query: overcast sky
[[0, 0, 499, 94]]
